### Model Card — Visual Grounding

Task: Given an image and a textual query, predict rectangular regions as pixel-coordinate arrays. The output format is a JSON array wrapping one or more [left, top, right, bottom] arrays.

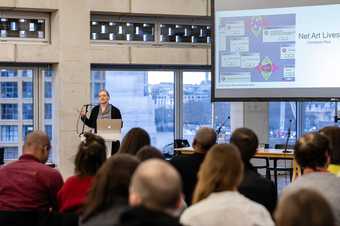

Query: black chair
[[269, 144, 294, 188], [0, 147, 4, 165]]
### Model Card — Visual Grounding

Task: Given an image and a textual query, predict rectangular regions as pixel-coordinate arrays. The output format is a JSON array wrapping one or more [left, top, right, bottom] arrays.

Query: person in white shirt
[[180, 144, 274, 226]]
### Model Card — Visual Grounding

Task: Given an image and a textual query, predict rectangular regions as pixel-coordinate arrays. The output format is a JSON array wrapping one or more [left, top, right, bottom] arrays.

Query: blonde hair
[[192, 144, 243, 204]]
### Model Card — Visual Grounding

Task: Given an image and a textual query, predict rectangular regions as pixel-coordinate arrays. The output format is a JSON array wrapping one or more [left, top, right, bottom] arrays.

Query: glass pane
[[303, 102, 336, 132], [214, 102, 231, 143], [42, 68, 54, 163], [44, 81, 52, 98], [269, 102, 297, 147], [44, 103, 52, 119], [1, 104, 18, 119], [183, 72, 212, 143], [23, 103, 33, 120], [91, 70, 175, 152], [0, 125, 18, 142], [22, 125, 33, 140], [4, 147, 18, 160], [22, 81, 33, 98], [1, 82, 18, 98]]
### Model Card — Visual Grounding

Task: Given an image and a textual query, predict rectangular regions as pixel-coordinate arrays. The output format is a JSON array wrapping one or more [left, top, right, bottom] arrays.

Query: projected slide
[[215, 4, 340, 96], [219, 14, 295, 85]]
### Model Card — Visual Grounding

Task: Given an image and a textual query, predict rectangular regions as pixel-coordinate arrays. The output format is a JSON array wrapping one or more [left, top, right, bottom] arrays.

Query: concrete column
[[230, 102, 269, 144], [55, 0, 90, 178]]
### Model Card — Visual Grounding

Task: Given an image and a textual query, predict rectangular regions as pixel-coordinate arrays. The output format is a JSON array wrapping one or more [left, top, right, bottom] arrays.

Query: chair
[[0, 147, 4, 165], [269, 144, 294, 188]]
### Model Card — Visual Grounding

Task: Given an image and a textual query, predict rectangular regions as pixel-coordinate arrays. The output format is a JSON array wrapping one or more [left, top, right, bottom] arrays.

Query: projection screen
[[213, 0, 340, 101]]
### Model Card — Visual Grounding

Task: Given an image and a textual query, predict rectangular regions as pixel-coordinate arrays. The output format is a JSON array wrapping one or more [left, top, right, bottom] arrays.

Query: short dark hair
[[136, 146, 164, 161], [319, 126, 340, 164], [75, 133, 107, 177], [230, 128, 259, 163], [119, 127, 151, 155], [275, 188, 334, 226], [294, 132, 330, 169], [98, 89, 110, 98], [193, 127, 217, 152], [81, 154, 140, 222]]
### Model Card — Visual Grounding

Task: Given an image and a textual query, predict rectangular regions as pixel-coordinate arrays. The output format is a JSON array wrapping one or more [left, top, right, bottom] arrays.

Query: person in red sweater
[[57, 133, 107, 213]]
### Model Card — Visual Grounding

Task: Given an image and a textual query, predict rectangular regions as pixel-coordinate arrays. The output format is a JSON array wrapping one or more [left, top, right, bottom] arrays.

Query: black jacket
[[238, 163, 277, 214], [119, 206, 183, 226], [81, 104, 122, 133], [170, 153, 206, 205]]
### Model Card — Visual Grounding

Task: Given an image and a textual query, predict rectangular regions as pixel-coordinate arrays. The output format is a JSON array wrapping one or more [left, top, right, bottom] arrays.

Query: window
[[302, 102, 336, 132], [23, 103, 33, 120], [0, 125, 18, 142], [0, 67, 54, 161], [22, 125, 33, 140], [0, 12, 49, 42], [1, 82, 18, 98], [91, 70, 174, 151], [44, 103, 52, 119], [214, 102, 231, 143], [44, 81, 52, 98], [1, 104, 18, 119], [90, 14, 211, 46], [182, 72, 212, 143], [22, 82, 33, 98], [3, 147, 18, 160], [160, 24, 211, 44], [269, 102, 297, 147]]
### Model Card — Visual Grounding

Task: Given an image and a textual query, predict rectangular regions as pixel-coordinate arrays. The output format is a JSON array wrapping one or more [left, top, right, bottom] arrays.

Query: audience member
[[170, 127, 216, 204], [230, 128, 277, 213], [119, 159, 183, 226], [283, 132, 340, 226], [119, 127, 151, 155], [80, 154, 139, 226], [320, 126, 340, 175], [275, 188, 334, 226], [136, 145, 164, 161], [180, 144, 274, 226], [57, 133, 107, 213], [0, 131, 63, 211]]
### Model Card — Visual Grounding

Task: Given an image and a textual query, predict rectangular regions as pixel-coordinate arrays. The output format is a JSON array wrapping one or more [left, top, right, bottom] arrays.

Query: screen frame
[[211, 0, 340, 102]]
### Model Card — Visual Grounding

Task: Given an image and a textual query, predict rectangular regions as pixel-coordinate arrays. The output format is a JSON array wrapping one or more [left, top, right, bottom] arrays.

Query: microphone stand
[[79, 105, 90, 137], [283, 119, 292, 153], [216, 115, 230, 139]]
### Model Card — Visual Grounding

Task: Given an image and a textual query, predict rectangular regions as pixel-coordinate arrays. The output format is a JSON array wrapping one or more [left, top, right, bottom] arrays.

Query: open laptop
[[97, 119, 122, 141]]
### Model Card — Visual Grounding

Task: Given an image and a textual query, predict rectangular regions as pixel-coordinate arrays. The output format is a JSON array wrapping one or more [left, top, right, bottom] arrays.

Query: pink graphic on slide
[[256, 57, 279, 80]]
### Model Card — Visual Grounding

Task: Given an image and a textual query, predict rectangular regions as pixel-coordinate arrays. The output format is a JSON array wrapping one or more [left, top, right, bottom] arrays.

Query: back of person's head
[[230, 127, 259, 163], [81, 154, 140, 222], [294, 132, 330, 169], [192, 127, 217, 153], [119, 127, 151, 155], [192, 144, 243, 204], [275, 188, 334, 226], [23, 130, 51, 163], [129, 159, 182, 212], [75, 132, 107, 177], [136, 145, 164, 161], [319, 126, 340, 165]]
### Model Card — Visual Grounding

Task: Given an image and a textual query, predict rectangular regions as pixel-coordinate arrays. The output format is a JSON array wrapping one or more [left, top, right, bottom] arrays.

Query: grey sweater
[[283, 172, 340, 226]]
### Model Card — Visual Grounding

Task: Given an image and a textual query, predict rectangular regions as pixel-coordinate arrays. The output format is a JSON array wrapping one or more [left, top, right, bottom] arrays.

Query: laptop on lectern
[[97, 119, 122, 141]]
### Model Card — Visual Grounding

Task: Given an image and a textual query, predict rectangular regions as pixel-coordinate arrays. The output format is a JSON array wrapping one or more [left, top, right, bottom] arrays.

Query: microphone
[[83, 104, 93, 107], [216, 115, 230, 136], [283, 119, 292, 153]]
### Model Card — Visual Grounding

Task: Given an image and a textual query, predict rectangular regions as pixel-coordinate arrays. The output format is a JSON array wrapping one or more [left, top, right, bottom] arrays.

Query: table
[[254, 149, 301, 186], [174, 147, 302, 186]]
